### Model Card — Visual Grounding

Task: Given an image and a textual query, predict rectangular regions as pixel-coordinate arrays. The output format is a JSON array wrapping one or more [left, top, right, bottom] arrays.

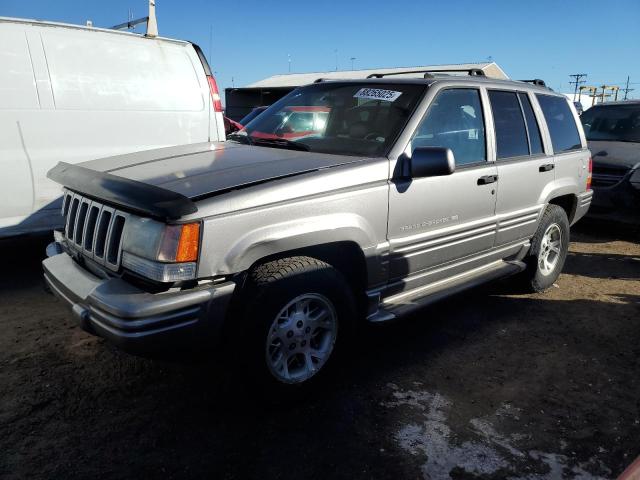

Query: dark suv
[[580, 100, 640, 224]]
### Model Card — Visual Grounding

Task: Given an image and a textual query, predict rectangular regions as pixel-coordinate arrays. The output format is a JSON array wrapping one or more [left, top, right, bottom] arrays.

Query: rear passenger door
[[489, 90, 552, 246]]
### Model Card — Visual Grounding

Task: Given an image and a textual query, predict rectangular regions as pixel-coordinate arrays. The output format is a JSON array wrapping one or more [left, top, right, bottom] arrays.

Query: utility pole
[[334, 49, 338, 71], [569, 73, 587, 102], [622, 76, 634, 100], [288, 54, 291, 73]]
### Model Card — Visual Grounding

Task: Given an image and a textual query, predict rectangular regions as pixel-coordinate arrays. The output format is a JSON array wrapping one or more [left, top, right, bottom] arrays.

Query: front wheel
[[521, 204, 570, 292], [240, 256, 355, 392]]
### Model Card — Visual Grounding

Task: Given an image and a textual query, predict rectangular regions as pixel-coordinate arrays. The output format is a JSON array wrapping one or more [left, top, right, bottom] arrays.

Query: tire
[[237, 256, 356, 393], [521, 204, 570, 292]]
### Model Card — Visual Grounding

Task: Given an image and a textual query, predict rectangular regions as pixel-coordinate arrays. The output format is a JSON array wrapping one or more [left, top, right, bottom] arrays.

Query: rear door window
[[536, 95, 582, 153], [488, 91, 529, 159], [412, 88, 486, 166], [518, 93, 544, 155]]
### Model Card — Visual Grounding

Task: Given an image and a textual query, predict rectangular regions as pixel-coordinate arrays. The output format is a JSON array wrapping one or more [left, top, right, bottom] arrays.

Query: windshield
[[233, 83, 426, 156], [580, 104, 640, 142]]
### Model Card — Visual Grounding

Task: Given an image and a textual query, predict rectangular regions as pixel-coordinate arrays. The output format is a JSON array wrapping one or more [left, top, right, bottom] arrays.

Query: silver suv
[[43, 69, 593, 389]]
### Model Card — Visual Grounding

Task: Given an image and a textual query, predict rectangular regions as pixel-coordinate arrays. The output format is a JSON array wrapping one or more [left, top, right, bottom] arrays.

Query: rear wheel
[[521, 204, 570, 292], [239, 256, 355, 392]]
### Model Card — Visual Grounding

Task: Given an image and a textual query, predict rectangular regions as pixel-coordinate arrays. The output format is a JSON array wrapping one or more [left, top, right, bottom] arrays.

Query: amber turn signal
[[175, 222, 200, 262]]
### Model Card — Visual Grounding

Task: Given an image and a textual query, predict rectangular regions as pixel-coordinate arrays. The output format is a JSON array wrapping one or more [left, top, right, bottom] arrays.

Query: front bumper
[[589, 175, 640, 225], [43, 246, 236, 354]]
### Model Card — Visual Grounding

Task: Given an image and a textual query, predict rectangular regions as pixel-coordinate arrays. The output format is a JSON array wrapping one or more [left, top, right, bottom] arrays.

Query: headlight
[[121, 218, 201, 282], [121, 252, 197, 282]]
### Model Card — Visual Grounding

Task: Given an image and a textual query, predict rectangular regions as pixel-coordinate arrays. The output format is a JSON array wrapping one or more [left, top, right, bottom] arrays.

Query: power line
[[568, 73, 587, 101]]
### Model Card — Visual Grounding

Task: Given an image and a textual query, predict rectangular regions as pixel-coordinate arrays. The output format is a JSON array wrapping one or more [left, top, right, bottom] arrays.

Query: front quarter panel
[[196, 159, 390, 286]]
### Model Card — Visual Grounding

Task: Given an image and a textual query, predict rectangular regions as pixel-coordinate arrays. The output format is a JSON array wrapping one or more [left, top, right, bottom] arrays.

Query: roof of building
[[246, 62, 509, 88]]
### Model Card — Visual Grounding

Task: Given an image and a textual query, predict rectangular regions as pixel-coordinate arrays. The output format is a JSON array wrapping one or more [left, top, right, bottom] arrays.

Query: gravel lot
[[1, 223, 638, 480]]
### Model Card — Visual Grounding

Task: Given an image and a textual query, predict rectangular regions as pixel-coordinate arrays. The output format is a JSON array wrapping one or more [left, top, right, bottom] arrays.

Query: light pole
[[288, 54, 291, 73], [350, 57, 356, 70]]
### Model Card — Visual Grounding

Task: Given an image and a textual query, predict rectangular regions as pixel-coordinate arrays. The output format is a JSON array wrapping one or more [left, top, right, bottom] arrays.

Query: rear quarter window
[[536, 95, 582, 153]]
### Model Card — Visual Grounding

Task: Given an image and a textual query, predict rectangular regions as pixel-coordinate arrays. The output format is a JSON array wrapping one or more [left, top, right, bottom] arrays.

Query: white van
[[0, 17, 225, 237]]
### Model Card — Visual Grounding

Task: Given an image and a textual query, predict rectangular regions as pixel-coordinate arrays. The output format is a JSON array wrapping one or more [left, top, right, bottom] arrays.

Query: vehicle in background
[[239, 106, 269, 125], [43, 70, 592, 391], [573, 101, 584, 116], [0, 17, 225, 238], [249, 106, 330, 140], [223, 116, 243, 135], [580, 100, 640, 224]]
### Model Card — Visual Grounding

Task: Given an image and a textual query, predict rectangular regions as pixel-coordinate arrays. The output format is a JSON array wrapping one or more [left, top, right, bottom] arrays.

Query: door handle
[[477, 175, 498, 185], [539, 163, 555, 172]]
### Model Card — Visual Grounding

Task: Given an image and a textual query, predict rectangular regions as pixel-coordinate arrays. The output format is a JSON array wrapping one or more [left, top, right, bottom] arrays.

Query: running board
[[367, 260, 526, 323]]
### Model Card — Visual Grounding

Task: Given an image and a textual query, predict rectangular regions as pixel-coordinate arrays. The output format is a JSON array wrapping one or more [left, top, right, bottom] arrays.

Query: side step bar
[[367, 259, 526, 323]]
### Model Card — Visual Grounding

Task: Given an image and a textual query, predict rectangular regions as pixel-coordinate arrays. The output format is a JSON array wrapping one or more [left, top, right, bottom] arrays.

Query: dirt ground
[[1, 222, 638, 480]]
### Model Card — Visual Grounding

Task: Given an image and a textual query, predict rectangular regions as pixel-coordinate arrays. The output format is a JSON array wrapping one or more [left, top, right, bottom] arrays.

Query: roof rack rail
[[519, 79, 547, 87], [366, 67, 486, 79]]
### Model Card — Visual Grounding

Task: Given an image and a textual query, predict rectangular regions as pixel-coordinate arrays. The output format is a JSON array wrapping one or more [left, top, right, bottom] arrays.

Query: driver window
[[411, 89, 486, 166]]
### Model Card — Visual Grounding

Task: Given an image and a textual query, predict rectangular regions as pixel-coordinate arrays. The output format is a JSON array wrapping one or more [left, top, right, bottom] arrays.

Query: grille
[[592, 164, 630, 188], [61, 189, 128, 271]]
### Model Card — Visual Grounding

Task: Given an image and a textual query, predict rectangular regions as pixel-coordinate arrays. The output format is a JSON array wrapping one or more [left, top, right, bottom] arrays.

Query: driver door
[[387, 87, 498, 293]]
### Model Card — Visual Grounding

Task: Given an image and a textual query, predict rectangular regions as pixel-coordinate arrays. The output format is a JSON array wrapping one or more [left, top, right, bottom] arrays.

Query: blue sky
[[2, 0, 639, 98]]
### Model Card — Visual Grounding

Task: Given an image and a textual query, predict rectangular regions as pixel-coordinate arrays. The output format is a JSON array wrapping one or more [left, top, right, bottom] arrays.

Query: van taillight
[[586, 157, 593, 190], [207, 75, 223, 113]]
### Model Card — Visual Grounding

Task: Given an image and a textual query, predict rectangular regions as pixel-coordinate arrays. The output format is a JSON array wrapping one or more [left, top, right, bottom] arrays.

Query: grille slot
[[67, 197, 80, 239], [107, 215, 126, 265], [74, 201, 89, 245], [83, 205, 100, 251], [592, 164, 630, 188], [60, 189, 128, 271], [94, 210, 112, 259]]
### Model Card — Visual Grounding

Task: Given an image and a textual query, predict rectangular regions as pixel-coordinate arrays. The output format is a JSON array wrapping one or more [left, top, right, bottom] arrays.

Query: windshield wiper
[[252, 137, 311, 151], [227, 132, 254, 145]]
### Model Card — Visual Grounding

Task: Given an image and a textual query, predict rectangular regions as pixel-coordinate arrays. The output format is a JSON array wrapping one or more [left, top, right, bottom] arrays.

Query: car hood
[[588, 140, 640, 169], [79, 141, 367, 199]]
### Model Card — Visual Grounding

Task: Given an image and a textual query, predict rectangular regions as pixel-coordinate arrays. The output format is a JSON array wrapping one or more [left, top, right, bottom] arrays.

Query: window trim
[[488, 88, 539, 162], [406, 86, 489, 169]]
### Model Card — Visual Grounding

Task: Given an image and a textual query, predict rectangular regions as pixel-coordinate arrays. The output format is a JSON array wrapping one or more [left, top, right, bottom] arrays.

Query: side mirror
[[410, 147, 455, 178]]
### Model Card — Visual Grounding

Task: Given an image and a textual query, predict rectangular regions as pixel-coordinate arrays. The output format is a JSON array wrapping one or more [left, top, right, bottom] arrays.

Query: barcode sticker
[[354, 88, 402, 102]]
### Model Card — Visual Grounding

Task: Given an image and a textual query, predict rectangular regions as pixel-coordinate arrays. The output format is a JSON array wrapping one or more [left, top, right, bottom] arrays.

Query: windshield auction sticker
[[354, 88, 402, 102]]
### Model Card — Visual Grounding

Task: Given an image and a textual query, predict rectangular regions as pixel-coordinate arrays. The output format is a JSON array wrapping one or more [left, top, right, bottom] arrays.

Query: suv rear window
[[536, 95, 582, 153]]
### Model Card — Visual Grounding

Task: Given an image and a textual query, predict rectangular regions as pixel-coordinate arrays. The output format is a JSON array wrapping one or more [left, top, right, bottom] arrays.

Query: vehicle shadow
[[0, 233, 51, 293], [563, 250, 640, 280], [573, 219, 639, 244]]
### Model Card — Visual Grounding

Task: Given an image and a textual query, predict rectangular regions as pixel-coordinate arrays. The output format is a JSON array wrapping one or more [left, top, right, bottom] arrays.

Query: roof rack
[[519, 79, 547, 87], [366, 68, 486, 79]]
